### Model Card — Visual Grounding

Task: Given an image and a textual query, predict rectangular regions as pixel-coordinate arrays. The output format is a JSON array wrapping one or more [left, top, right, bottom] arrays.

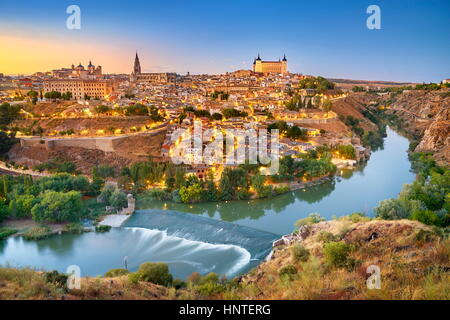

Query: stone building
[[43, 79, 115, 100], [52, 61, 103, 79], [130, 52, 178, 84], [252, 54, 288, 74]]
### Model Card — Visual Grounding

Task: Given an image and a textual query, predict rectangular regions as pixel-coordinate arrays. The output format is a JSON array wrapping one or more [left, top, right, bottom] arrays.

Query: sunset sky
[[0, 0, 449, 82]]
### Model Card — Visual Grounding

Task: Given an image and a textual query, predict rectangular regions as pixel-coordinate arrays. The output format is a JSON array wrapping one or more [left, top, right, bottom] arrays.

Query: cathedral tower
[[133, 52, 141, 74], [131, 52, 142, 82]]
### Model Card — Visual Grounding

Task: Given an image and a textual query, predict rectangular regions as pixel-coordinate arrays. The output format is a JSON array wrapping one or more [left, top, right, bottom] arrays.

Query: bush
[[323, 241, 353, 268], [411, 210, 440, 226], [63, 223, 85, 234], [414, 229, 437, 244], [0, 228, 17, 240], [128, 272, 141, 284], [172, 278, 187, 289], [95, 225, 111, 233], [291, 243, 310, 263], [348, 212, 369, 223], [44, 270, 68, 290], [317, 231, 338, 243], [279, 265, 298, 281], [105, 268, 129, 277], [196, 281, 225, 296], [109, 190, 128, 210], [295, 213, 325, 227], [135, 262, 173, 287], [199, 272, 219, 285], [23, 225, 53, 240]]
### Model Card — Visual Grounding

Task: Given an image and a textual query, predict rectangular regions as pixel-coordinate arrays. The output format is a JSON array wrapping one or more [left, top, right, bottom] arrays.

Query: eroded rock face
[[415, 107, 450, 165], [384, 89, 450, 165]]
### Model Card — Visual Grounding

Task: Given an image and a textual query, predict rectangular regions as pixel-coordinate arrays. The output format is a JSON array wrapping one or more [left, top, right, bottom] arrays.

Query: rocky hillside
[[382, 89, 449, 165], [234, 218, 449, 300]]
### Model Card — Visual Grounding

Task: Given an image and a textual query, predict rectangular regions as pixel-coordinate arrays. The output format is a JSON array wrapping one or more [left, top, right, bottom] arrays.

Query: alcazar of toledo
[[252, 54, 288, 74]]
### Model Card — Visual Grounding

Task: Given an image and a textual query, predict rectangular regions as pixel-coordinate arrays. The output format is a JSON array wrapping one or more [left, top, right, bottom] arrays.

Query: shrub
[[323, 241, 353, 268], [0, 228, 17, 240], [348, 212, 369, 223], [414, 229, 437, 244], [109, 189, 128, 210], [279, 264, 298, 281], [411, 210, 440, 226], [317, 231, 337, 243], [63, 223, 85, 234], [105, 268, 129, 277], [135, 262, 173, 287], [295, 213, 325, 227], [196, 281, 225, 297], [291, 243, 310, 263], [23, 226, 53, 240], [172, 279, 187, 289], [44, 270, 68, 290], [199, 272, 219, 285], [128, 272, 141, 284], [95, 225, 111, 233]]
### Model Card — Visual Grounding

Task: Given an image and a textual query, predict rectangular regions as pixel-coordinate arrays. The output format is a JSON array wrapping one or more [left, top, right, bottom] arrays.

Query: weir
[[123, 209, 280, 273]]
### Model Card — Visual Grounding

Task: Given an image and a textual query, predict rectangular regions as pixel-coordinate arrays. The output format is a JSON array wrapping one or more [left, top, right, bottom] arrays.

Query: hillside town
[[0, 53, 380, 189]]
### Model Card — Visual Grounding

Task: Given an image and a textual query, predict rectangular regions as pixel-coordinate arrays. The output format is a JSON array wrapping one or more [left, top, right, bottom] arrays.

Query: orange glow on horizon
[[0, 34, 154, 75]]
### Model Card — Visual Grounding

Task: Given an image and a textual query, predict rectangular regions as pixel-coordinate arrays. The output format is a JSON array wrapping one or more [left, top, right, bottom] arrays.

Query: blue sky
[[0, 0, 449, 82]]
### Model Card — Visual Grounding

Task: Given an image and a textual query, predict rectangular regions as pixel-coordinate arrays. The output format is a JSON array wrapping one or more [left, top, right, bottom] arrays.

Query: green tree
[[0, 103, 21, 126], [31, 190, 82, 223], [0, 132, 18, 155], [125, 103, 148, 116], [322, 98, 332, 115], [179, 181, 203, 203], [134, 262, 173, 286], [8, 194, 37, 218], [110, 189, 128, 210], [62, 91, 73, 100], [95, 105, 111, 114], [44, 91, 62, 100], [0, 198, 8, 222]]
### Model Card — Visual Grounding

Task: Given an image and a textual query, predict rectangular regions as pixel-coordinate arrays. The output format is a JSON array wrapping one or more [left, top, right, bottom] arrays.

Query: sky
[[0, 0, 449, 82]]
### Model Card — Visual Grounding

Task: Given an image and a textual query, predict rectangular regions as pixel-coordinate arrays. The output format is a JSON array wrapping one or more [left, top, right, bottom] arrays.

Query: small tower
[[253, 54, 262, 72], [281, 54, 288, 74]]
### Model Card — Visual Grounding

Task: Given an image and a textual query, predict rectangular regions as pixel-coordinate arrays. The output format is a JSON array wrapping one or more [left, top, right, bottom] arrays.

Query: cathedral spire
[[133, 52, 141, 74]]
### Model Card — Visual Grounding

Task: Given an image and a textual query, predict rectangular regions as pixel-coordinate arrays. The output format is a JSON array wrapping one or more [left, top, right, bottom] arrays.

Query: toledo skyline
[[1, 0, 449, 82]]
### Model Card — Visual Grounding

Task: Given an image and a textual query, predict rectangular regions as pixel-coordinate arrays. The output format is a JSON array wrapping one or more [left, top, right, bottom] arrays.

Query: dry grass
[[234, 219, 450, 300]]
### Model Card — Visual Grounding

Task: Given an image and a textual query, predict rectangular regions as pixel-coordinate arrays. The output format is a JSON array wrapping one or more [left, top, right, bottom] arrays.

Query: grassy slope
[[232, 218, 450, 300]]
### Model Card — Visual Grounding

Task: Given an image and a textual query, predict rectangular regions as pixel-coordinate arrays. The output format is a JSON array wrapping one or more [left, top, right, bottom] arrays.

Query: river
[[0, 127, 415, 279]]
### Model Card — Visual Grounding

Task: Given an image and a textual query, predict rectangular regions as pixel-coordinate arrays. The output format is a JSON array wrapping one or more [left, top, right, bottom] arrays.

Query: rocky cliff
[[383, 89, 449, 165]]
